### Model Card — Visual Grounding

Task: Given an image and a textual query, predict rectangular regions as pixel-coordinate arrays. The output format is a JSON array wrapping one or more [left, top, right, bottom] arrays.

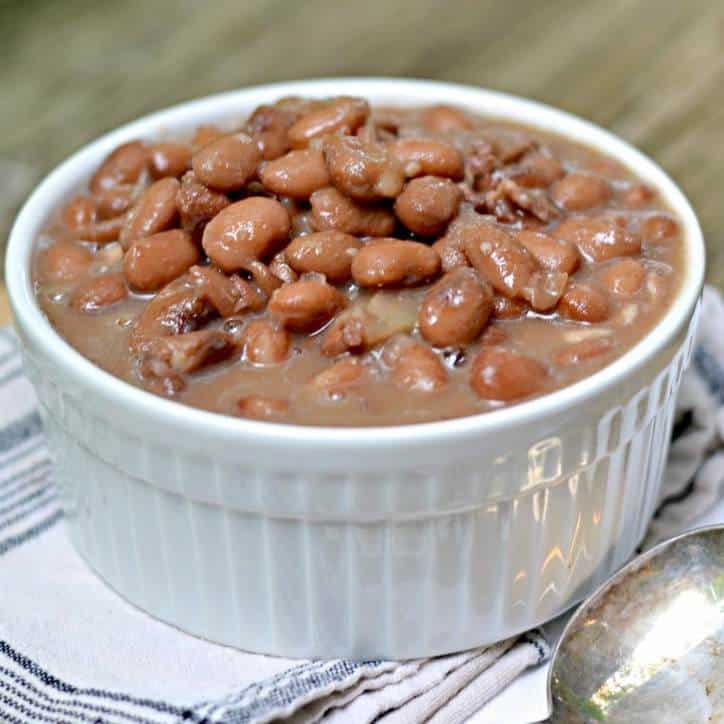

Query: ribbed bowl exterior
[[18, 305, 698, 659]]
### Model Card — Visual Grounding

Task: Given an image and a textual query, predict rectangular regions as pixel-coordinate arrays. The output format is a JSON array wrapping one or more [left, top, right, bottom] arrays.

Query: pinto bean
[[390, 139, 464, 180], [237, 395, 289, 421], [599, 258, 646, 295], [419, 104, 473, 133], [176, 170, 230, 229], [123, 229, 200, 292], [492, 295, 529, 319], [551, 173, 611, 210], [202, 197, 291, 271], [287, 97, 369, 148], [242, 319, 290, 364], [555, 215, 641, 262], [37, 241, 93, 284], [388, 341, 448, 392], [70, 272, 127, 312], [61, 196, 96, 231], [80, 216, 126, 244], [191, 132, 261, 191], [94, 186, 135, 219], [119, 177, 180, 247], [309, 187, 395, 237], [310, 358, 365, 395], [89, 141, 148, 193], [515, 230, 580, 274], [462, 222, 535, 298], [148, 142, 192, 179], [268, 279, 345, 332], [432, 236, 469, 272], [504, 151, 565, 188], [351, 239, 441, 288], [419, 268, 493, 347], [558, 283, 609, 323], [259, 149, 330, 198], [285, 231, 362, 283], [394, 176, 462, 236], [470, 348, 548, 401], [620, 183, 655, 207], [324, 136, 404, 201], [641, 214, 679, 244], [554, 337, 615, 367], [190, 125, 225, 149], [244, 104, 297, 160]]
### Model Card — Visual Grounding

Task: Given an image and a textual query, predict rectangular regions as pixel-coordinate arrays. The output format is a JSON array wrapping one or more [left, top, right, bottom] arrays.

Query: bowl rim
[[6, 77, 705, 449]]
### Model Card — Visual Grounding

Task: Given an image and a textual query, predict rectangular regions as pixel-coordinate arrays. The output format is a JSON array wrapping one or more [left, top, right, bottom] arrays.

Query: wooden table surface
[[2, 0, 722, 325]]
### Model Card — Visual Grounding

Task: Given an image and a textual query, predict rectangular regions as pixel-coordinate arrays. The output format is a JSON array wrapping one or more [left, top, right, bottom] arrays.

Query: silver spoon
[[539, 524, 724, 723]]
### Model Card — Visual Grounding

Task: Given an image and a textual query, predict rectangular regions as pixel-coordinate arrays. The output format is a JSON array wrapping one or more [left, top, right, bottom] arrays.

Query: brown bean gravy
[[33, 97, 685, 426]]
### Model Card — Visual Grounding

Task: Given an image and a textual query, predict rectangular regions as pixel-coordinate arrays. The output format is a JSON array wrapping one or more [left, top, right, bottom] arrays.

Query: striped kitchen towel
[[0, 286, 722, 724]]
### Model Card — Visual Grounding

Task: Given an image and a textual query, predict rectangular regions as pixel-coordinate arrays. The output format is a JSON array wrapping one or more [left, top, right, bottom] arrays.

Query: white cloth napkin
[[0, 286, 722, 724]]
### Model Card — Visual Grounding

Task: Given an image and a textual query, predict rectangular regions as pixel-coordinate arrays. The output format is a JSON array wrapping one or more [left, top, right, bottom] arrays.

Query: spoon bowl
[[549, 524, 724, 723]]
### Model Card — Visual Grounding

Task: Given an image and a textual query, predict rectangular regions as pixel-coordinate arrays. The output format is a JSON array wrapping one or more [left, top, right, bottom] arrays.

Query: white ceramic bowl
[[6, 79, 705, 659]]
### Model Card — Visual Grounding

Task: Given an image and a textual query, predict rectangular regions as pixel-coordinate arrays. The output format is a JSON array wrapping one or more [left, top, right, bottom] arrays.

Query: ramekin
[[6, 79, 705, 659]]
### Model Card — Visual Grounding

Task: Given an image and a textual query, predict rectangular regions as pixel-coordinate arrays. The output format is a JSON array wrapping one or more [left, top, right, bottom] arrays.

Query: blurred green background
[[2, 0, 723, 296]]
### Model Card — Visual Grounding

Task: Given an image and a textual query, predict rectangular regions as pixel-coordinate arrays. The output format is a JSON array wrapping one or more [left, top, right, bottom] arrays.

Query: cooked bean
[[554, 337, 615, 367], [389, 343, 448, 392], [191, 132, 261, 191], [309, 187, 395, 237], [89, 141, 148, 193], [37, 241, 93, 284], [470, 348, 547, 401], [558, 283, 609, 322], [324, 136, 404, 201], [237, 395, 289, 421], [190, 125, 225, 149], [285, 231, 362, 283], [505, 151, 565, 188], [621, 183, 654, 207], [61, 196, 96, 231], [516, 230, 580, 274], [320, 312, 367, 357], [242, 319, 290, 365], [94, 186, 135, 219], [419, 268, 493, 347], [419, 105, 473, 133], [480, 325, 507, 346], [123, 229, 200, 292], [202, 197, 291, 271], [119, 177, 180, 247], [310, 358, 365, 394], [492, 295, 529, 319], [287, 97, 369, 148], [81, 216, 126, 244], [432, 236, 469, 272], [176, 170, 230, 229], [268, 279, 345, 332], [149, 142, 192, 179], [351, 239, 441, 288], [463, 222, 535, 298], [70, 272, 127, 312], [259, 149, 330, 199], [395, 176, 462, 236], [599, 258, 646, 295], [551, 173, 611, 210], [390, 139, 464, 180], [245, 104, 296, 160], [641, 214, 679, 244], [555, 215, 641, 262], [524, 270, 569, 312]]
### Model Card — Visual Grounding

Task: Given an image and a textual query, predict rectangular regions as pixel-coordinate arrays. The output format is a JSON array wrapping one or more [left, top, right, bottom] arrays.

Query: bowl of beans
[[7, 79, 704, 658]]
